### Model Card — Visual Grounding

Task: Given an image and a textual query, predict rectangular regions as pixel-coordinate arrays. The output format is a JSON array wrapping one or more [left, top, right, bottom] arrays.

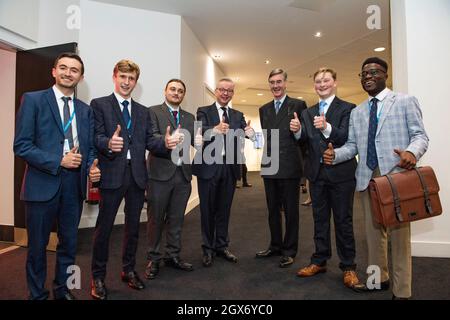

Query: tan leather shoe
[[297, 264, 327, 277], [343, 270, 360, 288]]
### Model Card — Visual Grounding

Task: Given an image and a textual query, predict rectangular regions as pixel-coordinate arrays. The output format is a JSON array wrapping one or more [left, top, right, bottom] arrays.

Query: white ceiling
[[93, 0, 391, 107]]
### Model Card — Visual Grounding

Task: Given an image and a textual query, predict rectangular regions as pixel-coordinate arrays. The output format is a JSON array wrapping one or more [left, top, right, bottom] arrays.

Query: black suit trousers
[[263, 178, 300, 257], [309, 166, 356, 270], [92, 164, 145, 280]]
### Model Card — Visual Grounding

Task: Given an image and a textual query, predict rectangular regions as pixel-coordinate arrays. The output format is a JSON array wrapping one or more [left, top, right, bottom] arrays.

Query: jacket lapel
[[45, 88, 64, 135], [324, 97, 339, 121], [73, 98, 83, 147], [376, 92, 396, 136], [162, 103, 177, 129], [111, 94, 127, 134], [274, 96, 289, 127]]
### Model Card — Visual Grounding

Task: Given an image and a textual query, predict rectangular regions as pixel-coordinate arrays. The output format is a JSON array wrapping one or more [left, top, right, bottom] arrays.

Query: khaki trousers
[[360, 170, 412, 298]]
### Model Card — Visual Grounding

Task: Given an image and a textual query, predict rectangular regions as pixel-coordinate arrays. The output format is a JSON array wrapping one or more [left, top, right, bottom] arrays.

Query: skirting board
[[412, 241, 450, 258], [79, 195, 200, 229]]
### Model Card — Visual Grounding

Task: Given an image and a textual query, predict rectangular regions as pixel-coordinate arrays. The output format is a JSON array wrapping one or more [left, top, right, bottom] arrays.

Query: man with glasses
[[192, 78, 255, 267], [256, 69, 307, 268], [323, 57, 429, 299]]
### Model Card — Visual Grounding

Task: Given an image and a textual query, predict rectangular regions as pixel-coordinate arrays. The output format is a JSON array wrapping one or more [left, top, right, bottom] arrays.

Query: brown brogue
[[296, 264, 327, 277], [343, 270, 360, 288]]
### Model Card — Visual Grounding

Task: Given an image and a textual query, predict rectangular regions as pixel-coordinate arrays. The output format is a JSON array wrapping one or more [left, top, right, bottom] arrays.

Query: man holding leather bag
[[322, 57, 429, 300]]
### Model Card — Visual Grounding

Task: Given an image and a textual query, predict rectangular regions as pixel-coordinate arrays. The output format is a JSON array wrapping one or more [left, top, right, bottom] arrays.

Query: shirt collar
[[370, 87, 390, 103], [274, 94, 287, 106], [53, 85, 74, 102], [114, 92, 131, 107], [319, 95, 335, 107], [165, 101, 180, 112], [216, 102, 230, 111]]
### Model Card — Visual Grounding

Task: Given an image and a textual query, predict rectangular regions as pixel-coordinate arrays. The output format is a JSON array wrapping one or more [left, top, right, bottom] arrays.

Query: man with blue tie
[[14, 53, 100, 300], [323, 57, 429, 299], [295, 68, 360, 289], [256, 69, 307, 268], [90, 60, 175, 300]]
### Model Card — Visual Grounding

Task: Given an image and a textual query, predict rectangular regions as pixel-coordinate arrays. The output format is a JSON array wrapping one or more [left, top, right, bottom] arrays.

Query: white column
[[391, 0, 450, 257]]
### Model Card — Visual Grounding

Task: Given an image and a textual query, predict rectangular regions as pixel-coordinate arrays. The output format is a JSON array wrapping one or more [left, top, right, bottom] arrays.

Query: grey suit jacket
[[147, 103, 195, 182], [334, 90, 429, 191]]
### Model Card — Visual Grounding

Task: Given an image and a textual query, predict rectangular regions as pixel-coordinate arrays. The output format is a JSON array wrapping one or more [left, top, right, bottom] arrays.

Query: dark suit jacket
[[14, 88, 95, 201], [259, 95, 307, 179], [192, 103, 247, 180], [91, 94, 165, 190], [299, 96, 357, 183], [147, 103, 195, 182]]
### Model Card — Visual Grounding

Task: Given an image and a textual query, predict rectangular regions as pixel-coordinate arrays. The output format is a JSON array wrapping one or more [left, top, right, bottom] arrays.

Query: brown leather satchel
[[369, 166, 442, 227]]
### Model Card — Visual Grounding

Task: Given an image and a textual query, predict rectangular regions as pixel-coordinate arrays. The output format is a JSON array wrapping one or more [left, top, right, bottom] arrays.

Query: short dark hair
[[54, 52, 84, 75], [165, 78, 186, 92], [362, 57, 388, 72], [268, 68, 287, 81]]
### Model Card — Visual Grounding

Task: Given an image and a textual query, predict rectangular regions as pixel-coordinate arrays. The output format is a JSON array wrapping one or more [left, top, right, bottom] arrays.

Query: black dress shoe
[[352, 279, 390, 293], [255, 248, 282, 258], [216, 249, 238, 263], [54, 291, 76, 300], [91, 278, 107, 300], [202, 254, 213, 267], [279, 256, 294, 268], [144, 261, 160, 280], [121, 271, 145, 290], [164, 257, 194, 271]]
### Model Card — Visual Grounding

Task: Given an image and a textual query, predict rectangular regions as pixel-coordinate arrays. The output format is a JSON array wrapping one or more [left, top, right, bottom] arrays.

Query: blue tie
[[319, 101, 327, 115], [122, 100, 131, 131], [366, 98, 378, 170], [275, 100, 281, 114]]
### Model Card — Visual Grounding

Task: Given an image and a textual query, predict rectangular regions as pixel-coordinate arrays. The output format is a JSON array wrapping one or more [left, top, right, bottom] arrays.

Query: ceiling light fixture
[[265, 60, 271, 64], [213, 54, 222, 59], [297, 96, 303, 99], [241, 100, 247, 103], [374, 47, 386, 52], [257, 93, 264, 96], [314, 32, 322, 38]]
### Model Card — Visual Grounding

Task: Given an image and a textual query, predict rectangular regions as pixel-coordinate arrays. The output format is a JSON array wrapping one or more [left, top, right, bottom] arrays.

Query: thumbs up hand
[[244, 119, 255, 139], [108, 124, 124, 152], [89, 159, 101, 182], [322, 143, 335, 165], [314, 112, 327, 130], [165, 126, 178, 150], [290, 112, 301, 133], [214, 116, 229, 135], [194, 127, 203, 148], [173, 124, 185, 144], [61, 146, 82, 169]]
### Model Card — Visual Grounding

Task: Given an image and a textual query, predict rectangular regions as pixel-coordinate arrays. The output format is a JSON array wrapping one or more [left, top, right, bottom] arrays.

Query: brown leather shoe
[[343, 270, 360, 288], [297, 264, 327, 277]]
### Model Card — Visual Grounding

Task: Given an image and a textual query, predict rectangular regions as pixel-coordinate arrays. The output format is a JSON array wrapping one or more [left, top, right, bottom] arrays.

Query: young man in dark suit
[[90, 60, 175, 300], [14, 53, 100, 300], [145, 79, 200, 280], [192, 78, 255, 267], [295, 68, 360, 289], [256, 68, 307, 268]]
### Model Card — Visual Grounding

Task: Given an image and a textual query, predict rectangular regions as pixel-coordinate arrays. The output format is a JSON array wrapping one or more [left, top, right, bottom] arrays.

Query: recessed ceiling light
[[234, 77, 240, 82], [257, 93, 264, 96], [314, 32, 322, 38], [265, 60, 271, 65], [241, 100, 247, 103], [374, 47, 386, 52], [297, 96, 303, 99], [213, 54, 222, 59]]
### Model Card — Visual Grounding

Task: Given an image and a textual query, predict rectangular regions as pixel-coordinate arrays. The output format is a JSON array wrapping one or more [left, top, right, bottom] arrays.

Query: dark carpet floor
[[1, 172, 449, 300]]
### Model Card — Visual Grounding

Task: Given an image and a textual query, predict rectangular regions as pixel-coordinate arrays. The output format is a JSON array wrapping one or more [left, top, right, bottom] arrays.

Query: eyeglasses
[[216, 88, 234, 94], [358, 69, 386, 79]]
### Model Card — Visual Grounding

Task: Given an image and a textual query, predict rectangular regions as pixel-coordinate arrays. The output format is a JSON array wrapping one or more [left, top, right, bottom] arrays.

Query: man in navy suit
[[90, 60, 176, 300], [14, 53, 100, 300], [295, 68, 360, 289], [192, 78, 255, 267]]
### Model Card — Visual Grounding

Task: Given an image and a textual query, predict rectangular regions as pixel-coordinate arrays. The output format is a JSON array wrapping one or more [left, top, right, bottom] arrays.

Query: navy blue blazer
[[192, 103, 247, 180], [91, 94, 166, 190], [14, 88, 95, 201]]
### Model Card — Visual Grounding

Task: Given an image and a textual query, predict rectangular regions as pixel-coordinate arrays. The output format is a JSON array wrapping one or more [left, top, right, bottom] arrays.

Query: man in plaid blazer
[[323, 57, 429, 299]]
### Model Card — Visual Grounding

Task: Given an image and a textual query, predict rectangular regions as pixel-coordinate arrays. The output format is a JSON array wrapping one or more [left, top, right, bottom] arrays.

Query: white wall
[[0, 49, 16, 226], [391, 0, 450, 257]]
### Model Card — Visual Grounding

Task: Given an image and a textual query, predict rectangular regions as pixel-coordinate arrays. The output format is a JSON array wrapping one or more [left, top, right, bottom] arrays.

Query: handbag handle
[[413, 168, 433, 214]]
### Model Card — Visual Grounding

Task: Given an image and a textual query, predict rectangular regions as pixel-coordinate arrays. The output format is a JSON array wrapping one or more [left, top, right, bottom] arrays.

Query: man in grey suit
[[323, 57, 429, 299], [145, 79, 198, 280]]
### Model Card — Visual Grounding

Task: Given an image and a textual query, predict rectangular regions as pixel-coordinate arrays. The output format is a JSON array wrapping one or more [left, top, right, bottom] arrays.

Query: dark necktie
[[221, 107, 229, 124], [172, 110, 179, 126], [122, 100, 131, 131], [62, 96, 74, 149], [366, 98, 379, 170]]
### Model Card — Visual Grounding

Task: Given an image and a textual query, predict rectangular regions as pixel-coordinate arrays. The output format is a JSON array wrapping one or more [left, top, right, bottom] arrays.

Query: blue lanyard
[[63, 110, 76, 133]]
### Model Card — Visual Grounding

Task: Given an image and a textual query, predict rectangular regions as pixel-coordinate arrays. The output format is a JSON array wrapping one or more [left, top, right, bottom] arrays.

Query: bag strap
[[413, 168, 433, 214], [386, 174, 403, 223]]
